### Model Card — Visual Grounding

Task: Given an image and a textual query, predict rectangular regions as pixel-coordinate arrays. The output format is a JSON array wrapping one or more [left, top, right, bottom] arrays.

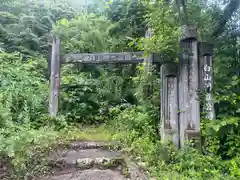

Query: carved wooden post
[[49, 37, 61, 117], [160, 63, 179, 148], [178, 26, 201, 149], [198, 42, 215, 120]]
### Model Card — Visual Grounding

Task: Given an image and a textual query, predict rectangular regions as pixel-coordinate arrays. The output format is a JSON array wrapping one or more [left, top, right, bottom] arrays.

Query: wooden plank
[[61, 52, 145, 64], [49, 37, 61, 117]]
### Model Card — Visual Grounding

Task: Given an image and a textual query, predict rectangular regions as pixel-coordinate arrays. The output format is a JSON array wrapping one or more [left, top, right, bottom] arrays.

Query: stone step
[[49, 149, 124, 170], [42, 141, 149, 180], [70, 141, 117, 150], [42, 169, 126, 180]]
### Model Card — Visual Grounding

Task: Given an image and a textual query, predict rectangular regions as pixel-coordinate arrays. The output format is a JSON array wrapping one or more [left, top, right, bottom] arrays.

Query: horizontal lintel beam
[[61, 52, 147, 64]]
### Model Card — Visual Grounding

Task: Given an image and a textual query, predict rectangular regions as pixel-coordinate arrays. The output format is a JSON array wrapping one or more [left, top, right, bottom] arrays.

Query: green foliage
[[52, 13, 139, 124], [157, 144, 240, 180], [0, 52, 58, 178], [0, 0, 240, 179], [110, 105, 240, 180], [131, 64, 160, 105], [131, 0, 180, 60], [88, 0, 148, 51], [60, 65, 102, 124], [52, 12, 159, 123], [105, 0, 147, 38], [53, 13, 124, 53], [0, 0, 76, 55], [214, 60, 240, 117], [202, 117, 240, 159], [59, 63, 152, 124], [0, 126, 59, 179], [110, 104, 163, 167], [0, 51, 68, 178], [0, 52, 48, 128], [111, 105, 157, 139]]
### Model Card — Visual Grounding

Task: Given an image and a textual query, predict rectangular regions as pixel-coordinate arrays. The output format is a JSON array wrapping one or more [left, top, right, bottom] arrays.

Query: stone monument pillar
[[178, 26, 201, 149]]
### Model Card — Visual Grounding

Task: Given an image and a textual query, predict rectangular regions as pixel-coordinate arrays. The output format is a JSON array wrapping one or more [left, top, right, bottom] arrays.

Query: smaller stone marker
[[198, 42, 215, 120], [160, 63, 179, 148]]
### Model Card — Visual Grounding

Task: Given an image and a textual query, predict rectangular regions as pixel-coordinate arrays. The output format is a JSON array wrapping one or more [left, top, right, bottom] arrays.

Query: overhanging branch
[[211, 0, 240, 38]]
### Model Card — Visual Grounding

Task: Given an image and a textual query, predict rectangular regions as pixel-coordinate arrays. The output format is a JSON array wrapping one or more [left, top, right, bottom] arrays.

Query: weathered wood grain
[[49, 37, 61, 117], [143, 27, 154, 98], [61, 52, 145, 64], [144, 28, 153, 72]]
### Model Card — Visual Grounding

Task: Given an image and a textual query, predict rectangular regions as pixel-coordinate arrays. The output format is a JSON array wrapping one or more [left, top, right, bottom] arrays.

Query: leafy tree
[[53, 13, 123, 53], [105, 0, 147, 38], [0, 0, 76, 56]]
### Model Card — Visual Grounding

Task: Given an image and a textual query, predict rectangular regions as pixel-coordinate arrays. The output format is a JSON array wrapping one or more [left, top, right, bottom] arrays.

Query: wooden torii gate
[[49, 26, 215, 149], [48, 38, 157, 117]]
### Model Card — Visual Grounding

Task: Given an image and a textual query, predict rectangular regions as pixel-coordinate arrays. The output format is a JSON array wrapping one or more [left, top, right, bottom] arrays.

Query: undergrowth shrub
[[109, 103, 165, 166], [111, 105, 157, 140], [0, 126, 59, 179], [203, 117, 240, 159], [59, 63, 144, 124], [0, 51, 66, 179], [110, 103, 240, 179], [0, 52, 48, 128], [60, 65, 101, 124]]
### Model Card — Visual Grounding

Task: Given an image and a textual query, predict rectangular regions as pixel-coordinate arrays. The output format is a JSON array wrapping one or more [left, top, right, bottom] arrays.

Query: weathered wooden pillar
[[143, 28, 153, 98], [198, 42, 215, 120], [48, 44, 52, 80], [178, 26, 201, 149], [144, 27, 153, 73], [160, 63, 179, 148], [49, 37, 61, 117]]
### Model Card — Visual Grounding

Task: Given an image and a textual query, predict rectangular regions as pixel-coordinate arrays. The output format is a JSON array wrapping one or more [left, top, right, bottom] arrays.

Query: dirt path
[[39, 141, 148, 180]]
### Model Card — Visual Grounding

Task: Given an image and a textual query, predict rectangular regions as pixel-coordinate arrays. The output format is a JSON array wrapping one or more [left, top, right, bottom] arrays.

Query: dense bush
[[0, 127, 59, 179], [111, 105, 240, 179], [0, 52, 48, 128], [0, 51, 60, 178]]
